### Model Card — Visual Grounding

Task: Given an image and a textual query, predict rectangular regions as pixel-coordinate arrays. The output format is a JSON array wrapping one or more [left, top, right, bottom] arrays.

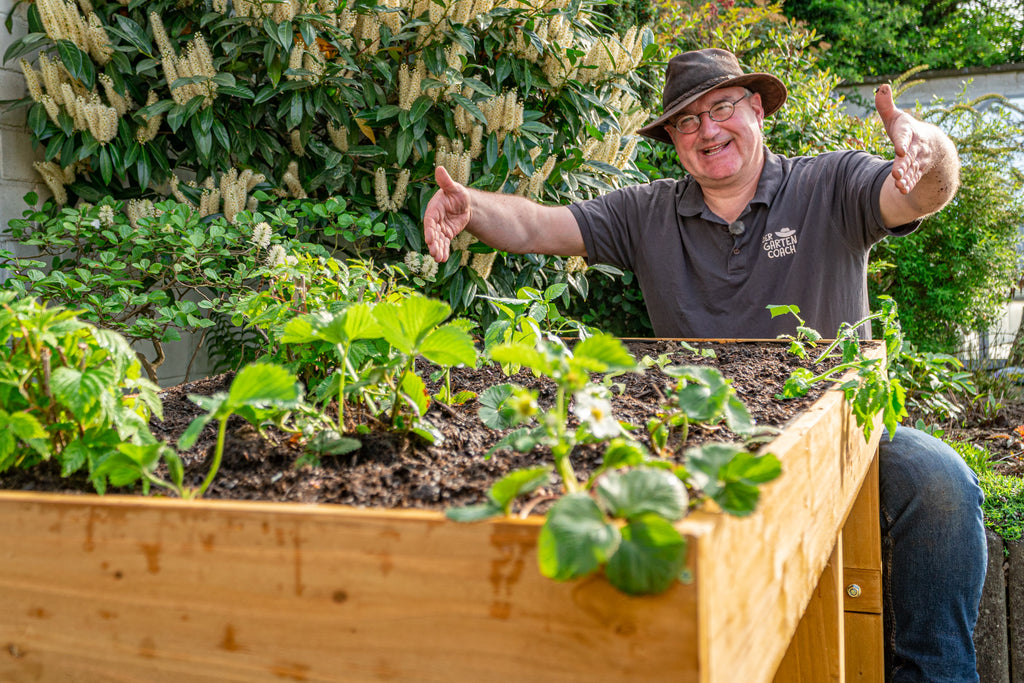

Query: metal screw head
[[846, 584, 862, 598]]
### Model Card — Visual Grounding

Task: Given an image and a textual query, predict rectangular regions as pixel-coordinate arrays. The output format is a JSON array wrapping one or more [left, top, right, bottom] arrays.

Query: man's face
[[665, 86, 766, 189]]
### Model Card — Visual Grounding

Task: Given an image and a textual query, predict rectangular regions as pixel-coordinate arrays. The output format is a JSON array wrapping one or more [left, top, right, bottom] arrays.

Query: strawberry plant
[[646, 364, 779, 458], [450, 334, 783, 595], [0, 292, 161, 492], [371, 295, 478, 439], [94, 362, 304, 498]]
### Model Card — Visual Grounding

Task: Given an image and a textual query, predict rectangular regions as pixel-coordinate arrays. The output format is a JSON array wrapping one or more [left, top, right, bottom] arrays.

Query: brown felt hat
[[638, 48, 787, 144]]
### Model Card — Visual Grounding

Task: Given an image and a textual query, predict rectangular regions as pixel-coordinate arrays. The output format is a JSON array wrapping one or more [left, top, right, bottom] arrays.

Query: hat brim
[[637, 73, 788, 145]]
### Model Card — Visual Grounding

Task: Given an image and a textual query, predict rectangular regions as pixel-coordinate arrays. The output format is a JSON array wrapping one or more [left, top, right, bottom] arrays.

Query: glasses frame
[[670, 92, 753, 135]]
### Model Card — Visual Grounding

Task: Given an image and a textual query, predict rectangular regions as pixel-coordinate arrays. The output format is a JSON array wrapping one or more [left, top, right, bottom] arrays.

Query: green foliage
[[646, 363, 778, 457], [179, 363, 301, 496], [98, 362, 303, 498], [483, 333, 638, 489], [979, 470, 1024, 542], [482, 282, 598, 371], [685, 442, 781, 516], [1, 193, 332, 380], [564, 266, 653, 337], [781, 0, 1023, 82], [452, 333, 784, 594], [947, 439, 993, 476], [4, 0, 658, 321], [773, 298, 907, 440], [870, 93, 1024, 354], [890, 342, 976, 423], [225, 254, 408, 375], [372, 294, 478, 434], [539, 468, 690, 595], [948, 439, 1024, 542], [0, 292, 161, 492], [272, 288, 478, 442]]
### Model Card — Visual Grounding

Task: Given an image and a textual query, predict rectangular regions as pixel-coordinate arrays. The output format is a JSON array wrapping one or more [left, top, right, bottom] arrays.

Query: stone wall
[[975, 530, 1024, 681]]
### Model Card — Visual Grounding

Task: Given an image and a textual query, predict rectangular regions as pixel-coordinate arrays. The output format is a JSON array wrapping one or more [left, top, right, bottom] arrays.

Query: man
[[424, 48, 986, 682]]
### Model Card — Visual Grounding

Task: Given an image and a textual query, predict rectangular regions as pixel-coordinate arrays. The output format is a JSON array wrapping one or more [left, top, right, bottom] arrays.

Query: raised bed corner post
[[774, 453, 884, 682]]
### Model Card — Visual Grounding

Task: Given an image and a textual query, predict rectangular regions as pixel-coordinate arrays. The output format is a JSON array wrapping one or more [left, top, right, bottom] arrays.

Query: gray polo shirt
[[569, 149, 920, 339]]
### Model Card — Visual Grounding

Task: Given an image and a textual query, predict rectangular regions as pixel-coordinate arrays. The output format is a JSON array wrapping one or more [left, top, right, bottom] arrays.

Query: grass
[[947, 440, 1024, 542]]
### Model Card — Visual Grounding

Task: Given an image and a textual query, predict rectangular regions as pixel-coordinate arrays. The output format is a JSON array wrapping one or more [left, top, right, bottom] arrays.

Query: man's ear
[[750, 92, 766, 124]]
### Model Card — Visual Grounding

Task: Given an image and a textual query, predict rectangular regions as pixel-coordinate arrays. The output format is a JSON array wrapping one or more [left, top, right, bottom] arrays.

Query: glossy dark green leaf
[[113, 14, 154, 54], [56, 40, 94, 88], [396, 127, 413, 166], [3, 32, 48, 64], [99, 145, 112, 185]]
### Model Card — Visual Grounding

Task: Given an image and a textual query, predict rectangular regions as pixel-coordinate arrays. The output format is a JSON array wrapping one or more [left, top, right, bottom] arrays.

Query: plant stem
[[390, 358, 414, 427], [337, 343, 349, 433], [553, 386, 579, 493], [812, 311, 883, 364], [196, 415, 228, 497]]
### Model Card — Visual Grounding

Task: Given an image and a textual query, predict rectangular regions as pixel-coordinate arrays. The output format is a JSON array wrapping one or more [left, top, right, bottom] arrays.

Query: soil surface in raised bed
[[3, 340, 878, 511], [10, 338, 1020, 507]]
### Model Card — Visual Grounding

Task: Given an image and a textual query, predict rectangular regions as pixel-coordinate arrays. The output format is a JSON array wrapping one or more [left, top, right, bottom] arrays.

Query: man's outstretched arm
[[423, 166, 585, 263], [875, 83, 960, 228]]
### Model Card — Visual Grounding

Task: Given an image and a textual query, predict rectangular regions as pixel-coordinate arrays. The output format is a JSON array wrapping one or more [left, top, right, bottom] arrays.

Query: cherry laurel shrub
[[4, 0, 657, 320]]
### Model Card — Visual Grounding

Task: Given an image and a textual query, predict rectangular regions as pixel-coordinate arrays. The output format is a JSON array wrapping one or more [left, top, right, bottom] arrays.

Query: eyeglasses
[[670, 92, 752, 135]]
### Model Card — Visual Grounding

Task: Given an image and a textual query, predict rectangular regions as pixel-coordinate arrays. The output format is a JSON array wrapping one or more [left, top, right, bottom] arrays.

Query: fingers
[[876, 84, 920, 193], [423, 207, 450, 263], [435, 165, 456, 191], [876, 84, 909, 158], [424, 166, 460, 263]]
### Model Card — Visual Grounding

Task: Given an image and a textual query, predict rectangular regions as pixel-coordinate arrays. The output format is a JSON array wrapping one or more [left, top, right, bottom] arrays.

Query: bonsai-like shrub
[[1, 193, 333, 380]]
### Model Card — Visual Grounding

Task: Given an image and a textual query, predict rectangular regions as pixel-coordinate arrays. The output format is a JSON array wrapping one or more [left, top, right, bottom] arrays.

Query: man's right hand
[[424, 166, 471, 263]]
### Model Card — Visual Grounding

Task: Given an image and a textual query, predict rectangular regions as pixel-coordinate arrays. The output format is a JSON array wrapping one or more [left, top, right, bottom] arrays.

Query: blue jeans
[[879, 427, 986, 682]]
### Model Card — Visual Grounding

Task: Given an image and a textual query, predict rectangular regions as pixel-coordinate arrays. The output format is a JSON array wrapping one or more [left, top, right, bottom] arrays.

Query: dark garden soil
[[5, 339, 1022, 508]]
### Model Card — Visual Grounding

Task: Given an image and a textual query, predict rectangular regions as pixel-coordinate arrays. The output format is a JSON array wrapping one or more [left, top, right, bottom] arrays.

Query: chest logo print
[[763, 227, 798, 259]]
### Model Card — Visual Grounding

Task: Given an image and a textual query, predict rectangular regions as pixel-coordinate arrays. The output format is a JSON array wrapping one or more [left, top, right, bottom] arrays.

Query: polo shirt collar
[[676, 146, 783, 217]]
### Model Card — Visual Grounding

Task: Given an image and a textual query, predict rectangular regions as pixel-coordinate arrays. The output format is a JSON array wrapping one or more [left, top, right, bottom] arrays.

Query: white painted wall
[[0, 0, 45, 277], [839, 64, 1024, 362]]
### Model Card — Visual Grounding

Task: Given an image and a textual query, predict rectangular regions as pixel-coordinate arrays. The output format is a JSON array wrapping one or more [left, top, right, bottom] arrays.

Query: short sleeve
[[568, 179, 681, 270]]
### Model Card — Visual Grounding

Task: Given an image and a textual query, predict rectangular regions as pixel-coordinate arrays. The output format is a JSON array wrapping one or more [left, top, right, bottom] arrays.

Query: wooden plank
[[845, 612, 885, 683], [841, 452, 883, 680], [691, 387, 883, 683], [843, 567, 882, 614], [774, 540, 845, 682], [0, 342, 886, 683], [0, 496, 701, 683], [843, 457, 881, 572]]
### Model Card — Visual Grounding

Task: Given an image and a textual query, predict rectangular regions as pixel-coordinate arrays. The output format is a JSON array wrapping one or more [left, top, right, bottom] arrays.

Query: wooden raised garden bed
[[0, 342, 884, 683]]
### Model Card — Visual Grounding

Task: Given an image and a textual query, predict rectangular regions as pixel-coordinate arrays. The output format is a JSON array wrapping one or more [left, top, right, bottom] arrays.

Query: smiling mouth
[[702, 142, 729, 156]]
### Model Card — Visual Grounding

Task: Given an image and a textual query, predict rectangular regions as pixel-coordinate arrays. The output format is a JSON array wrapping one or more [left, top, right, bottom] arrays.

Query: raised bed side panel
[[0, 343, 884, 683], [684, 386, 883, 683], [0, 494, 701, 683]]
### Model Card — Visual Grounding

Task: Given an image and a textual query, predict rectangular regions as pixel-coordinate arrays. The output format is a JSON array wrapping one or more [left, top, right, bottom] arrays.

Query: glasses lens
[[675, 116, 699, 134], [708, 101, 735, 122]]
